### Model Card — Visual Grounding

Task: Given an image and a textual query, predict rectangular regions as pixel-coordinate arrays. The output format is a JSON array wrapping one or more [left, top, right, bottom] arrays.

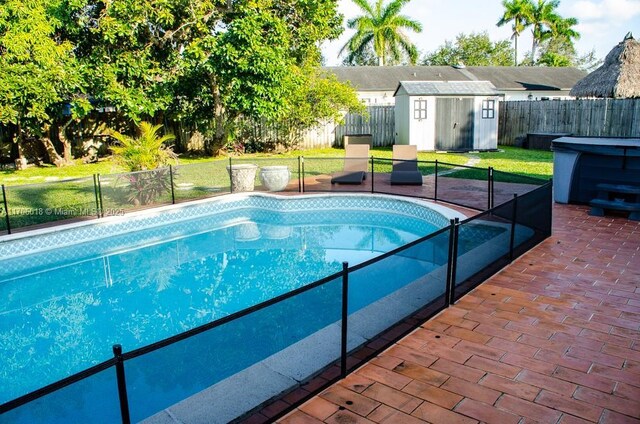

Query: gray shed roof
[[323, 66, 586, 92], [394, 81, 498, 96]]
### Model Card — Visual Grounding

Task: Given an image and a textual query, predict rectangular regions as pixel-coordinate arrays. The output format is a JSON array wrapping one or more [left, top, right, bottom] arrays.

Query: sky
[[321, 0, 640, 66]]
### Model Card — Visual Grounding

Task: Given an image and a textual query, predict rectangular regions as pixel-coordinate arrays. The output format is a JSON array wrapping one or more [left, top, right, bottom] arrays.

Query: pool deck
[[260, 203, 640, 424], [298, 172, 538, 211]]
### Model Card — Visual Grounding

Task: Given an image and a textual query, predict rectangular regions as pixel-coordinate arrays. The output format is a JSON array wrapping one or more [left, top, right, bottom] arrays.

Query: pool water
[[0, 196, 451, 405]]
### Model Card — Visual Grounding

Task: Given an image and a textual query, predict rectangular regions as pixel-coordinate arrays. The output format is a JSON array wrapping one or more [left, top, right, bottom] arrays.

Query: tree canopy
[[497, 0, 532, 66], [0, 0, 364, 162], [496, 0, 585, 67], [0, 0, 90, 165], [423, 32, 514, 66], [339, 0, 422, 66]]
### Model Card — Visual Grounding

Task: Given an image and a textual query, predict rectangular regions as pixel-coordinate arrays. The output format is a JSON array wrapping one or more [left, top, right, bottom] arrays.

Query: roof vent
[[412, 72, 417, 77]]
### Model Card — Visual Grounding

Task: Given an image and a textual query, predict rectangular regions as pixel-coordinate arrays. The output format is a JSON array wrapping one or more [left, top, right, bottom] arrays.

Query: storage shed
[[394, 81, 501, 151]]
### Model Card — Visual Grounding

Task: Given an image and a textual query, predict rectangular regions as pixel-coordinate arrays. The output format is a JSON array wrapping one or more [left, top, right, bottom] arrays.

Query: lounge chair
[[331, 144, 370, 184], [390, 145, 423, 185]]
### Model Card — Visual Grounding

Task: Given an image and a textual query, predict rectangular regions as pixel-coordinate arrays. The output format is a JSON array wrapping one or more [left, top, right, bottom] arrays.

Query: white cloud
[[569, 0, 640, 21]]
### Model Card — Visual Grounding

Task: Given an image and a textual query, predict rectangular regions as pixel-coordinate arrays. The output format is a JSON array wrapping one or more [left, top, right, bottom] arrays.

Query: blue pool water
[[0, 194, 454, 409]]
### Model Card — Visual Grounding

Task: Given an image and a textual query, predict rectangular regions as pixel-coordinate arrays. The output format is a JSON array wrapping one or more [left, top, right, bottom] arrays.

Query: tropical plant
[[423, 32, 514, 66], [339, 0, 423, 66], [528, 0, 561, 61], [108, 122, 177, 172], [125, 168, 173, 206], [341, 43, 381, 66], [497, 0, 533, 66], [549, 16, 580, 45]]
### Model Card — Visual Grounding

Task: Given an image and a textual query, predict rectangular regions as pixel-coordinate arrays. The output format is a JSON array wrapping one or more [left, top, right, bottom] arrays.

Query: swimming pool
[[0, 193, 462, 409]]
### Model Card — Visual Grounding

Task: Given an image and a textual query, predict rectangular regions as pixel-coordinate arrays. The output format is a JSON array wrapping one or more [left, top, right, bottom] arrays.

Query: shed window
[[482, 100, 495, 119], [413, 99, 427, 120]]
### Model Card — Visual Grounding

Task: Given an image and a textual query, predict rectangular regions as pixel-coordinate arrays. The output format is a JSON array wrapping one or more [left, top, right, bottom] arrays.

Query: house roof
[[323, 66, 470, 92], [323, 65, 586, 92], [570, 33, 640, 98], [466, 66, 586, 91], [394, 81, 498, 96]]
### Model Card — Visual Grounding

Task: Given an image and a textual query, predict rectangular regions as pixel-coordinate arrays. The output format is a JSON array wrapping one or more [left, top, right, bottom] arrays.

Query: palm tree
[[528, 0, 561, 61], [497, 0, 533, 66], [339, 0, 423, 66], [549, 16, 580, 45]]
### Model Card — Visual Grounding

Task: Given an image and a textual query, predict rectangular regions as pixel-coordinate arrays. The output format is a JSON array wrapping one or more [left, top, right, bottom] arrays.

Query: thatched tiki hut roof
[[570, 33, 640, 98]]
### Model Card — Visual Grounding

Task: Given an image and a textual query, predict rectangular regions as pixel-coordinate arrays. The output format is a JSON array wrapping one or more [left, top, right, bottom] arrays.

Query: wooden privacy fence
[[499, 98, 640, 145], [251, 105, 395, 149]]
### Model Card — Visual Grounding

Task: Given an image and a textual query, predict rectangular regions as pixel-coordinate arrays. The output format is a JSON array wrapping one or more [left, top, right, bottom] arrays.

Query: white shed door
[[412, 98, 429, 150]]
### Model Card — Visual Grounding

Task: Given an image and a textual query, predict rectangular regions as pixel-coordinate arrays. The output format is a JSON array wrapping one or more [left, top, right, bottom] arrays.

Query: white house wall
[[501, 90, 573, 101], [358, 91, 395, 105], [473, 97, 500, 150], [361, 90, 574, 105]]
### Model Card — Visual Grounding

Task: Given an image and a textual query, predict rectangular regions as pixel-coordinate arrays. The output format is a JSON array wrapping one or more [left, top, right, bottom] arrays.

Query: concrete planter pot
[[259, 166, 291, 192], [226, 164, 258, 192]]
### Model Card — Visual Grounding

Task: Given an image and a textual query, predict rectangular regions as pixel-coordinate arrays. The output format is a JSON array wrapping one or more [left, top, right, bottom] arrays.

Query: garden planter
[[259, 166, 291, 192], [227, 164, 258, 192]]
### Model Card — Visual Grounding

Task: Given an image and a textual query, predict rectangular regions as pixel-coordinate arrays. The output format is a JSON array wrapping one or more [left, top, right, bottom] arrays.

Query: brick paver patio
[[276, 203, 640, 423]]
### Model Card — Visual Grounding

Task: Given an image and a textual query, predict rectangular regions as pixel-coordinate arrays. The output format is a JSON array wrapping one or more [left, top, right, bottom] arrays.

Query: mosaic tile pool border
[[0, 194, 460, 261]]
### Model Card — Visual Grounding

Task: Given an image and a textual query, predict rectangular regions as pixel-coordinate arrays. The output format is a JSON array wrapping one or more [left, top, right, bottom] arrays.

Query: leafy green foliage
[[496, 0, 587, 67], [340, 43, 379, 66], [1, 0, 358, 159], [528, 0, 561, 60], [108, 122, 177, 171], [124, 168, 173, 205], [210, 5, 295, 121], [0, 0, 86, 142], [340, 0, 422, 66], [497, 0, 532, 65], [423, 32, 514, 66]]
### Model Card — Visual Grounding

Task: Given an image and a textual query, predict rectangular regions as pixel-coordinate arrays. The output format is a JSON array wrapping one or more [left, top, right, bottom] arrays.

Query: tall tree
[[497, 0, 533, 66], [68, 0, 359, 154], [0, 0, 90, 166], [528, 0, 561, 61], [536, 16, 580, 66], [423, 32, 514, 66], [339, 0, 423, 66], [549, 16, 580, 46]]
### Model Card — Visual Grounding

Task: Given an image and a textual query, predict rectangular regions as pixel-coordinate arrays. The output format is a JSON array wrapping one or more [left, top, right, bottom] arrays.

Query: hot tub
[[551, 137, 640, 204]]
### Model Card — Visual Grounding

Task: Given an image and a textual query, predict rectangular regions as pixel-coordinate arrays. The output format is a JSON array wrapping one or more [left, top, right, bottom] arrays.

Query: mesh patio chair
[[331, 144, 370, 184]]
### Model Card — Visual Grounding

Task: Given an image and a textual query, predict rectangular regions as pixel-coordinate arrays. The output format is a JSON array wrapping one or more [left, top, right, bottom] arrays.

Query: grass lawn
[[0, 146, 550, 186], [0, 146, 552, 231]]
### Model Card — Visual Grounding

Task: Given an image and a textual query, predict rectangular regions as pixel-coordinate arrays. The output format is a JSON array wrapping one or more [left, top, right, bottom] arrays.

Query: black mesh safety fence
[[230, 157, 300, 194], [434, 162, 491, 211], [3, 177, 98, 231], [0, 164, 554, 424], [172, 161, 230, 203], [99, 168, 173, 215]]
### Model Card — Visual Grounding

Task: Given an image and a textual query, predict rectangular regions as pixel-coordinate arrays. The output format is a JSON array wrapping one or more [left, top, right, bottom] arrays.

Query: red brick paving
[[276, 204, 640, 423]]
